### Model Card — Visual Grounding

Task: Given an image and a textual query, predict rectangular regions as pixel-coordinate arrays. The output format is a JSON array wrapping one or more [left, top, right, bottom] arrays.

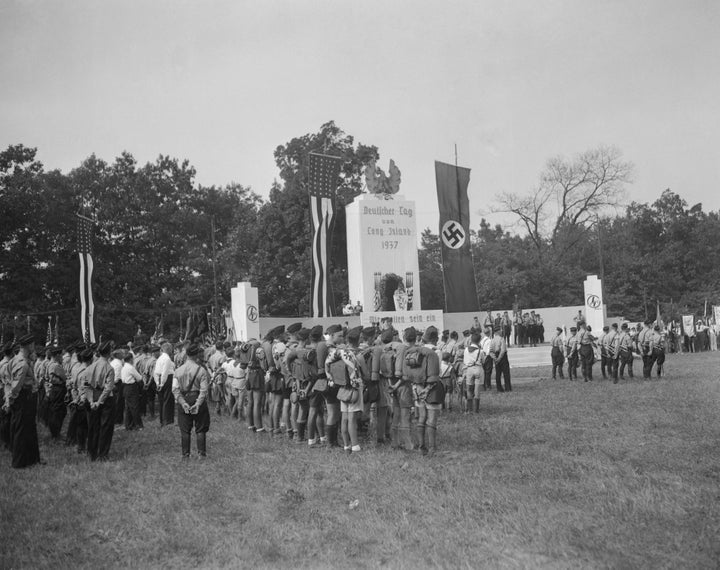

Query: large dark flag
[[308, 153, 342, 317], [77, 215, 96, 343], [435, 160, 479, 312]]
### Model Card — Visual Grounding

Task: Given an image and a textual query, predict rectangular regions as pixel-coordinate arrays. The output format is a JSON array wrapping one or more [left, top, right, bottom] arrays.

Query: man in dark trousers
[[4, 334, 42, 468], [490, 327, 511, 392], [82, 340, 116, 461], [172, 343, 210, 458], [154, 342, 175, 427]]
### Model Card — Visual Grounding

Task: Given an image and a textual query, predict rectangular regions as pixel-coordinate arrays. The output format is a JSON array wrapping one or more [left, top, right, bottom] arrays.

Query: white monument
[[231, 281, 260, 341], [345, 192, 421, 313], [583, 275, 606, 333]]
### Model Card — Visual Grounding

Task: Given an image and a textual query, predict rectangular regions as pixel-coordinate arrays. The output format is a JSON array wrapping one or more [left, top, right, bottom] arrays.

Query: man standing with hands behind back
[[172, 343, 210, 459]]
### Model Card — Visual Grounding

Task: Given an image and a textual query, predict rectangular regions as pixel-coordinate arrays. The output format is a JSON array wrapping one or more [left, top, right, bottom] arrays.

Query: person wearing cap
[[65, 347, 91, 450], [318, 324, 344, 447], [35, 347, 51, 427], [261, 327, 282, 435], [172, 343, 210, 458], [566, 327, 579, 380], [649, 325, 665, 378], [489, 326, 511, 392], [371, 327, 398, 444], [270, 333, 290, 434], [281, 323, 302, 439], [333, 327, 366, 452], [0, 342, 17, 450], [4, 334, 42, 467], [550, 327, 565, 380], [135, 345, 149, 417], [81, 340, 116, 461], [636, 320, 653, 379], [285, 327, 314, 443], [462, 332, 483, 413], [413, 326, 442, 455], [301, 325, 326, 446], [388, 328, 417, 450], [45, 346, 67, 440], [615, 323, 634, 380], [120, 352, 144, 430], [223, 345, 245, 422], [155, 342, 176, 426], [576, 321, 595, 381]]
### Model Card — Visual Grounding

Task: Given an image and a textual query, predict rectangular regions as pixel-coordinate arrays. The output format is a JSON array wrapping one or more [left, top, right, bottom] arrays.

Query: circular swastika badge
[[586, 294, 601, 309], [441, 220, 466, 249], [246, 305, 258, 322]]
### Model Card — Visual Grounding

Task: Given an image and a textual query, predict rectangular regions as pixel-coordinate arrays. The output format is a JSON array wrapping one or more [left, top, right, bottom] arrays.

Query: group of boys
[[549, 319, 666, 383]]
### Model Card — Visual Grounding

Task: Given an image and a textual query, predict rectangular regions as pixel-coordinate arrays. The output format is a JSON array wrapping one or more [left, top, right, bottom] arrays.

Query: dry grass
[[1, 352, 719, 569]]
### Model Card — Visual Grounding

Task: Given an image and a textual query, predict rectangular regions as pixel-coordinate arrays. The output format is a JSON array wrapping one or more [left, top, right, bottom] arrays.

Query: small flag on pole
[[308, 153, 342, 318], [77, 215, 97, 344]]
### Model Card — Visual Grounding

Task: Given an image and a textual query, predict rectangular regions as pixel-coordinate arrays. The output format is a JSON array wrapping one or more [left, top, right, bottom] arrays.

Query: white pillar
[[231, 282, 260, 341], [583, 275, 606, 333]]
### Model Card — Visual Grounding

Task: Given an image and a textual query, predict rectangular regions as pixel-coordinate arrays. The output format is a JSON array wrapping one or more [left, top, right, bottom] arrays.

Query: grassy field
[[1, 351, 719, 569]]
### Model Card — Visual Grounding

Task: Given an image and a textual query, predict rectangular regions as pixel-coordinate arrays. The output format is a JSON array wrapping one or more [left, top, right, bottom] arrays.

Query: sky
[[1, 0, 719, 236]]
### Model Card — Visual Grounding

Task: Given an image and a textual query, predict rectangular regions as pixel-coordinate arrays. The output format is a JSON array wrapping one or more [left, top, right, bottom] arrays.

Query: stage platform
[[507, 344, 550, 368]]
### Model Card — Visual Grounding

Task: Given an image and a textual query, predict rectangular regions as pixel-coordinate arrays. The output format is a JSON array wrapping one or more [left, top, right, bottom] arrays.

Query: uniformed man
[[576, 322, 595, 381], [413, 326, 442, 455], [649, 325, 666, 378], [263, 326, 285, 437], [566, 327, 579, 380], [281, 322, 302, 440], [637, 320, 654, 379], [285, 327, 314, 443], [606, 323, 619, 383], [462, 332, 483, 411], [390, 328, 417, 450], [110, 349, 125, 426], [45, 346, 67, 439], [615, 323, 634, 380], [306, 324, 331, 447], [65, 346, 91, 450], [490, 327, 511, 392], [550, 327, 565, 379], [371, 328, 397, 445], [4, 334, 42, 468], [597, 326, 609, 379], [82, 340, 116, 461], [121, 352, 143, 430], [172, 343, 210, 458]]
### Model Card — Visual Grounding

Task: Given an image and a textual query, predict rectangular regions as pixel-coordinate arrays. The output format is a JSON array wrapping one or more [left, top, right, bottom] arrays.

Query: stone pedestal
[[231, 282, 260, 342], [345, 194, 421, 313]]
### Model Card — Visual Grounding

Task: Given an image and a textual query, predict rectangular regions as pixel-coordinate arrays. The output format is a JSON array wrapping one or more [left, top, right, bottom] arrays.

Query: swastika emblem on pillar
[[441, 220, 466, 249]]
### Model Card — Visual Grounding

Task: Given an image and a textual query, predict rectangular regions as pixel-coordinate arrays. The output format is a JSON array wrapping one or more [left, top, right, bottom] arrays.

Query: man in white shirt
[[154, 343, 175, 427], [121, 352, 143, 430], [110, 350, 125, 426]]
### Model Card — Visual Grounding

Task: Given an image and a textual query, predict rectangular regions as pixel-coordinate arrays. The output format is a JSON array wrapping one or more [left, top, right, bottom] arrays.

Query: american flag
[[77, 215, 96, 343], [308, 153, 342, 317]]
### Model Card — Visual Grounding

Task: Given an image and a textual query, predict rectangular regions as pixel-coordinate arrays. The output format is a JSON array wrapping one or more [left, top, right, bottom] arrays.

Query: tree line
[[2, 122, 718, 343]]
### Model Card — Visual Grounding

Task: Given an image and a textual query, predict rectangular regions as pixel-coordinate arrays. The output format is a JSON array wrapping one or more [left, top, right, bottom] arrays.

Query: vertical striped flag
[[45, 316, 52, 347], [308, 153, 342, 317], [77, 215, 96, 344]]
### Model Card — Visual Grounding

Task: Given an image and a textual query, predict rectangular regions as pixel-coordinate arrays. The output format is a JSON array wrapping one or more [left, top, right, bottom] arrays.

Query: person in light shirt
[[110, 349, 125, 426], [120, 352, 143, 430], [154, 342, 176, 427]]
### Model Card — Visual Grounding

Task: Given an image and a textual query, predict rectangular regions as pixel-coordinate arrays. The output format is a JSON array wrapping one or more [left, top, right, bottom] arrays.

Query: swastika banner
[[435, 161, 479, 312]]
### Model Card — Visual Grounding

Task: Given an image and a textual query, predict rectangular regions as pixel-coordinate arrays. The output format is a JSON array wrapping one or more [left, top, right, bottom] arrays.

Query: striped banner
[[308, 153, 342, 317], [77, 215, 96, 344]]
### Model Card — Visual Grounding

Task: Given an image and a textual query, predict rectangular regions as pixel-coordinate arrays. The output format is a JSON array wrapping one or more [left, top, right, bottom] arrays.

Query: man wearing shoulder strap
[[172, 343, 210, 459]]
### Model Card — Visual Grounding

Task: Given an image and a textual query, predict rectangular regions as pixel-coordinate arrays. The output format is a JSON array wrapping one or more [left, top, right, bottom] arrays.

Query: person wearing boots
[[413, 326, 442, 455], [172, 343, 210, 459]]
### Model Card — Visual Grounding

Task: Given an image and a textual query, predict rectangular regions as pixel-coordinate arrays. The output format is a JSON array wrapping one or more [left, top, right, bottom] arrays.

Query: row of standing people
[[549, 320, 666, 383]]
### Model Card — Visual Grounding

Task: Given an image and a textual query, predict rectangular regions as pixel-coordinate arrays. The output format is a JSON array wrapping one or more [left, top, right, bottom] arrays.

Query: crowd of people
[[6, 309, 715, 469], [0, 317, 521, 468]]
